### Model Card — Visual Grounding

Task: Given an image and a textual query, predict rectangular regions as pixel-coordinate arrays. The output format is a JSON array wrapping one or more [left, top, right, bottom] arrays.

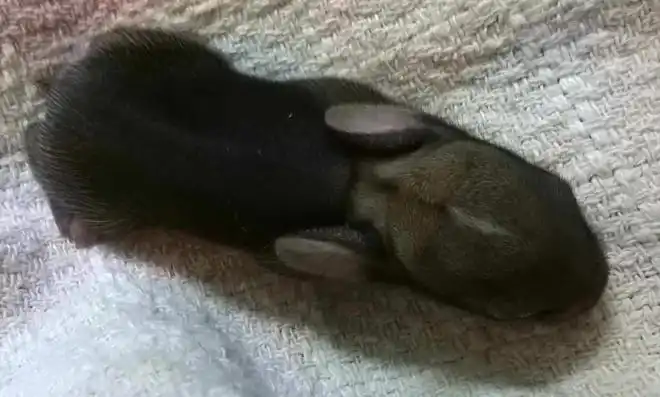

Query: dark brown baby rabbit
[[25, 26, 390, 250], [24, 26, 608, 321], [276, 104, 610, 320]]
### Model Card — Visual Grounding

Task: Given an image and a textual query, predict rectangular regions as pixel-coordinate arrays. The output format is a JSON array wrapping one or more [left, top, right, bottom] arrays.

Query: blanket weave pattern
[[1, 0, 659, 396]]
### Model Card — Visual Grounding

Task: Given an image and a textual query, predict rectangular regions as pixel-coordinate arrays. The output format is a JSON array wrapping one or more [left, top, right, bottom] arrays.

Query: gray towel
[[1, 0, 656, 395]]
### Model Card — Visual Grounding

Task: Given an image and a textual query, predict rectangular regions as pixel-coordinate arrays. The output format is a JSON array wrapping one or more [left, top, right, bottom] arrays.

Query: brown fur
[[276, 104, 610, 321]]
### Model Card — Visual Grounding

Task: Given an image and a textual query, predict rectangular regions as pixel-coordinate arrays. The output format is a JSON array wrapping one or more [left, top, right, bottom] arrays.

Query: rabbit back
[[27, 29, 358, 248]]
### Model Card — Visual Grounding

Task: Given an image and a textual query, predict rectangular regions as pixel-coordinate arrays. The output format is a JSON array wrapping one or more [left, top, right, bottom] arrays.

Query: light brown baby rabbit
[[275, 104, 609, 320]]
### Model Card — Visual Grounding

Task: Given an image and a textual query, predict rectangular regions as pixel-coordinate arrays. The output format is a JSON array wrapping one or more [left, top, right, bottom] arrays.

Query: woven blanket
[[1, 0, 659, 396]]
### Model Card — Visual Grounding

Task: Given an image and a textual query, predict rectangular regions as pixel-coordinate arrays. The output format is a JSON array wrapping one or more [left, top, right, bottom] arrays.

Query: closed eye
[[374, 177, 399, 193]]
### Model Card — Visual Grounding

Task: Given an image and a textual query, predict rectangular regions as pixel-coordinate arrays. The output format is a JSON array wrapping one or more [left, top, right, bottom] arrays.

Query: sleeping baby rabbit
[[279, 104, 610, 320], [24, 26, 609, 321]]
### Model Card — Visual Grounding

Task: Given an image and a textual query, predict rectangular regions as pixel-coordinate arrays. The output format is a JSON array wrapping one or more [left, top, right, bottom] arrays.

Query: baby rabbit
[[25, 26, 390, 250], [277, 103, 610, 320], [25, 26, 608, 321]]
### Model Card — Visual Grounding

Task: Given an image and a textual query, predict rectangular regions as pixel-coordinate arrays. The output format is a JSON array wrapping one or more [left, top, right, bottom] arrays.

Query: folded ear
[[324, 103, 434, 152], [274, 237, 370, 281], [274, 226, 382, 281]]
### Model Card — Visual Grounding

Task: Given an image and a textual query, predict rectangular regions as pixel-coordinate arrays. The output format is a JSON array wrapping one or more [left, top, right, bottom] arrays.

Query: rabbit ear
[[274, 237, 370, 281], [324, 104, 433, 151], [274, 226, 380, 281]]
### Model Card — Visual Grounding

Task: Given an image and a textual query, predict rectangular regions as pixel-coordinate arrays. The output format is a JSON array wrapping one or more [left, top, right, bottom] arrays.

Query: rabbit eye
[[375, 178, 399, 192]]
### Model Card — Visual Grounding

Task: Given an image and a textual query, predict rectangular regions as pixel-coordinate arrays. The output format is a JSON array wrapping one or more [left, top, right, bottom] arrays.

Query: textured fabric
[[1, 0, 659, 395]]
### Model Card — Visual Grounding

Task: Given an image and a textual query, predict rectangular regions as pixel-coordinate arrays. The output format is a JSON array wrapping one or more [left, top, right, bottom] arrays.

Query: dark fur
[[24, 27, 392, 251], [25, 26, 609, 321]]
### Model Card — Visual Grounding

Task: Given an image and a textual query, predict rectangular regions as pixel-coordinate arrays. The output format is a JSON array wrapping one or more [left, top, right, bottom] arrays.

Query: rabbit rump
[[24, 26, 392, 252], [275, 104, 609, 321]]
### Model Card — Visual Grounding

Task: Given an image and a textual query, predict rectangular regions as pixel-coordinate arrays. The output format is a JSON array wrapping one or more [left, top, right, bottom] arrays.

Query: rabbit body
[[25, 27, 390, 250], [25, 26, 609, 321]]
